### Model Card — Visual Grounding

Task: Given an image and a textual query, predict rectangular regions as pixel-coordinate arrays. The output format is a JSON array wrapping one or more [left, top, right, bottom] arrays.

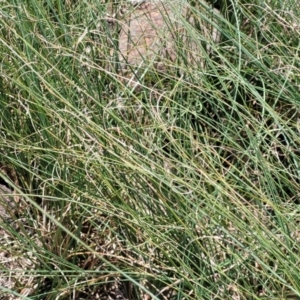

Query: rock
[[118, 1, 193, 68]]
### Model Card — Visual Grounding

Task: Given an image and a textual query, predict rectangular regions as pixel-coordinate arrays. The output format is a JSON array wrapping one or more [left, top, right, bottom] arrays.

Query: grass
[[1, 0, 300, 299]]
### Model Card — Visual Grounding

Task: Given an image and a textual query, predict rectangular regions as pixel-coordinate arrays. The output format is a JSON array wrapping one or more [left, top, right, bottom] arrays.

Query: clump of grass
[[1, 0, 300, 299]]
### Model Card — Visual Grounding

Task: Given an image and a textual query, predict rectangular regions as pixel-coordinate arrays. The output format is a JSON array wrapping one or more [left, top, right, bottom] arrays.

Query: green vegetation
[[1, 0, 300, 299]]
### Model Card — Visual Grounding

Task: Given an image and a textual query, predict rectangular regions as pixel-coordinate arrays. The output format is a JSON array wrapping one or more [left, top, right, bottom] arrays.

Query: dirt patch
[[0, 185, 36, 300]]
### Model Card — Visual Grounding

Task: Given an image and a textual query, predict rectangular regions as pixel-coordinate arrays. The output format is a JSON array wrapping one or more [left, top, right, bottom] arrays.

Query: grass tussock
[[1, 0, 300, 299]]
